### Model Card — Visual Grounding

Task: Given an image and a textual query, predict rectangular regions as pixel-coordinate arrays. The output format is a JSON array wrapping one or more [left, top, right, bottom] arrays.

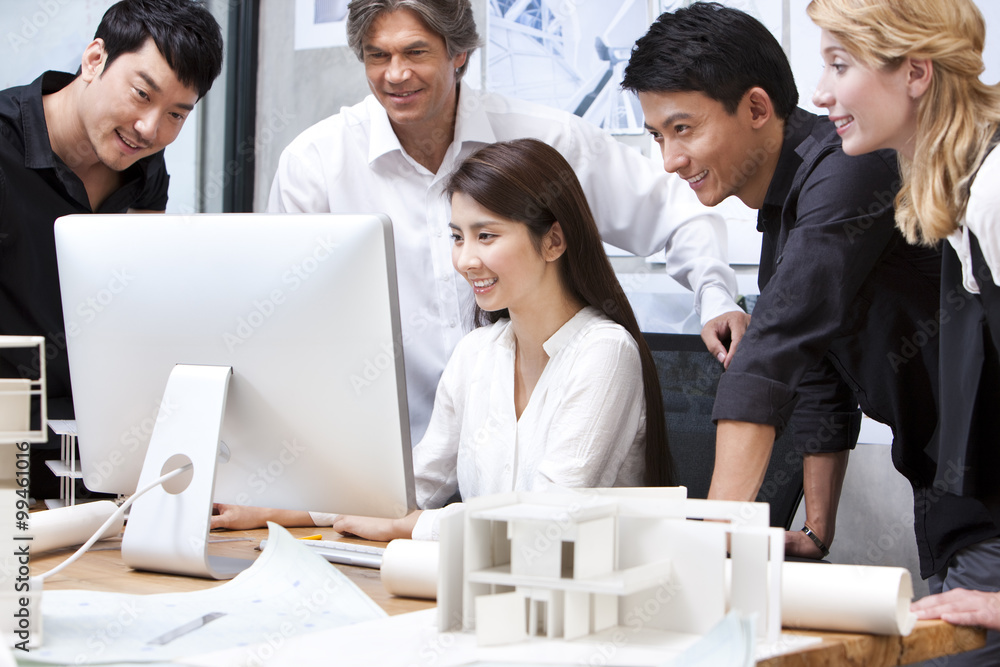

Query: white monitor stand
[[121, 365, 245, 579]]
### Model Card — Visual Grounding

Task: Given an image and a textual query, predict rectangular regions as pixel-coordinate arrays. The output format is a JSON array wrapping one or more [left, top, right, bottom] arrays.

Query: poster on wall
[[486, 0, 651, 135], [295, 0, 350, 50]]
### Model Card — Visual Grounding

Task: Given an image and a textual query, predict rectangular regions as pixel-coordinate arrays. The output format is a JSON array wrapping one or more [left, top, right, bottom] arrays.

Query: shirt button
[[449, 320, 457, 328], [504, 464, 512, 473]]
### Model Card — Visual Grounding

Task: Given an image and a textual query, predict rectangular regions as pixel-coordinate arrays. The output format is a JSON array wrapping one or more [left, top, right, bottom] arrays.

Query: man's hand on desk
[[332, 510, 422, 542], [211, 504, 315, 530], [912, 588, 1000, 632], [701, 310, 751, 369]]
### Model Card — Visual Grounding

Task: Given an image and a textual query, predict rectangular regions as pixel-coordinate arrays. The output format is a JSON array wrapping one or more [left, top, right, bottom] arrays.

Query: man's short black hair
[[95, 0, 224, 99], [622, 1, 797, 120]]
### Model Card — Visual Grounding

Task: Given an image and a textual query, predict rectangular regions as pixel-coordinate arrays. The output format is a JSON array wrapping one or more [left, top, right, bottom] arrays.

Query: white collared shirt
[[949, 148, 1000, 293], [410, 307, 645, 539], [269, 87, 737, 443]]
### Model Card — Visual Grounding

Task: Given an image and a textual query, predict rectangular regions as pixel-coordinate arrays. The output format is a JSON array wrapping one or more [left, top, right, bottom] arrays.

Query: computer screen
[[54, 214, 414, 577]]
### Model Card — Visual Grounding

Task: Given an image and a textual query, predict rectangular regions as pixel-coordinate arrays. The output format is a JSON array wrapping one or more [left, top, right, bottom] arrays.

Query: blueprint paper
[[662, 611, 755, 667], [185, 606, 755, 666], [20, 523, 384, 665]]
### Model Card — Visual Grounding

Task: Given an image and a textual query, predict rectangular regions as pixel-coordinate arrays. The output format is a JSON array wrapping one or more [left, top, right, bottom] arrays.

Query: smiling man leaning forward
[[0, 0, 224, 498], [621, 1, 1000, 582]]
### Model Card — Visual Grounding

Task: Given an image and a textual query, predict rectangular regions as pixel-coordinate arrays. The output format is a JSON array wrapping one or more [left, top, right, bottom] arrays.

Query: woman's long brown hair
[[446, 138, 673, 486]]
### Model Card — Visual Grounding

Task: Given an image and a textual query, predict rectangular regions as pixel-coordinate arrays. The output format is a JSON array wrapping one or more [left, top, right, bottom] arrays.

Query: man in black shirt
[[0, 0, 223, 498], [623, 2, 999, 582]]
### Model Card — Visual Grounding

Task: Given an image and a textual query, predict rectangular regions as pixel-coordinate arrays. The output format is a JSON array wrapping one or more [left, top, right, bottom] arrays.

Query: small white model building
[[436, 488, 784, 650]]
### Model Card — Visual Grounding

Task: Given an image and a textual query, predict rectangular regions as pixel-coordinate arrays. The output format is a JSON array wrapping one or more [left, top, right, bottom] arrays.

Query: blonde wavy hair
[[807, 0, 1000, 245]]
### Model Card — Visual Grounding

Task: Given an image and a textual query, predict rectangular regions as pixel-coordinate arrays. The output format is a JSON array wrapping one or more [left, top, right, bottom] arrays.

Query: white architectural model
[[436, 488, 784, 650]]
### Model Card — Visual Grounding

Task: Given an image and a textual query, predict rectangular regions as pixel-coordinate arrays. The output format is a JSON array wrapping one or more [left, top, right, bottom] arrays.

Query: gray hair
[[346, 0, 481, 78]]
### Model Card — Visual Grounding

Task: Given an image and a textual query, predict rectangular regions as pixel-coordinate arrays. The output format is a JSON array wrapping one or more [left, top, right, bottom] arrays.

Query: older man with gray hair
[[268, 0, 746, 443]]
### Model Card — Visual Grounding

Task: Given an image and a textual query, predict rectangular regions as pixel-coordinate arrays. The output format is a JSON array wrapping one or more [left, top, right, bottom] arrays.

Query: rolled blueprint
[[380, 539, 439, 600], [780, 561, 917, 635], [725, 559, 916, 635], [29, 501, 123, 553]]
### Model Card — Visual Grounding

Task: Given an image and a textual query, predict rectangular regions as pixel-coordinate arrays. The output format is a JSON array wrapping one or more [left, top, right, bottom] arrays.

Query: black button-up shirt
[[0, 71, 169, 417], [712, 108, 998, 577]]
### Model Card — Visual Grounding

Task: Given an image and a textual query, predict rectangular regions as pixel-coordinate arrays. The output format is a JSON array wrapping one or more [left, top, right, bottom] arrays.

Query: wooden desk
[[32, 527, 983, 665]]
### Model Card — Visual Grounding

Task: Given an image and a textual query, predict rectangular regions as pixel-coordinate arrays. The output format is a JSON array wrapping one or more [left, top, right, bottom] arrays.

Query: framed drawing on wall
[[485, 0, 652, 135]]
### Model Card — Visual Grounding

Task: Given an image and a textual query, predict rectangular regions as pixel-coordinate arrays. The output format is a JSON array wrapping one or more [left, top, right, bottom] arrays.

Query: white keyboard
[[259, 538, 385, 569]]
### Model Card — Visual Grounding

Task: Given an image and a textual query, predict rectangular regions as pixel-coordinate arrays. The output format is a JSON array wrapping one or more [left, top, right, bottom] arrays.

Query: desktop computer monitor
[[54, 213, 415, 578]]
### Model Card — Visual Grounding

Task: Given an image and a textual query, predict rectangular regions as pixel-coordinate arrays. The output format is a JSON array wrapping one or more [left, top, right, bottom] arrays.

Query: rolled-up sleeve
[[787, 362, 863, 453], [713, 146, 899, 436]]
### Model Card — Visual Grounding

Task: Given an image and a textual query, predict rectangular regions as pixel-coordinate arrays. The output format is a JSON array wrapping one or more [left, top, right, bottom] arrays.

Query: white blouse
[[411, 306, 646, 539], [948, 147, 1000, 292]]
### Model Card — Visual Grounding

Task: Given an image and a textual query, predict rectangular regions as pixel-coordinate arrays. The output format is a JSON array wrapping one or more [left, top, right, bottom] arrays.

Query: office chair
[[644, 332, 804, 530]]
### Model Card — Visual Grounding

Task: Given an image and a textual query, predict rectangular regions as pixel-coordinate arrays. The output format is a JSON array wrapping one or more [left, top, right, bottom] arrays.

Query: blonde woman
[[809, 0, 1000, 661]]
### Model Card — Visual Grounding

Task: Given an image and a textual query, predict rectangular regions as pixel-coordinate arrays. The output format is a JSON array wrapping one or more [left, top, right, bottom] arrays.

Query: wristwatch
[[801, 524, 830, 559]]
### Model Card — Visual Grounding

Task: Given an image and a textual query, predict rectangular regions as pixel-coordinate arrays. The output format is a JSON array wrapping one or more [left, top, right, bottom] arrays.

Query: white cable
[[35, 463, 194, 582]]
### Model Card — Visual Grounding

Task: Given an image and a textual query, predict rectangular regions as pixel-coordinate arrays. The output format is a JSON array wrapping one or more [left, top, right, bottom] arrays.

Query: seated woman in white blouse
[[212, 138, 673, 539]]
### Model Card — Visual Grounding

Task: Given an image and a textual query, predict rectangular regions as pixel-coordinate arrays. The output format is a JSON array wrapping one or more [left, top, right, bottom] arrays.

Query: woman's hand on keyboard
[[331, 510, 422, 542]]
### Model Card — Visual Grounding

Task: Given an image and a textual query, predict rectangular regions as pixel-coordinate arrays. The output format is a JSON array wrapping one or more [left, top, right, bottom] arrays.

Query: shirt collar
[[367, 94, 402, 164], [366, 84, 497, 166], [542, 306, 601, 357], [21, 71, 76, 170], [453, 85, 496, 147], [494, 306, 604, 356], [761, 107, 818, 209]]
